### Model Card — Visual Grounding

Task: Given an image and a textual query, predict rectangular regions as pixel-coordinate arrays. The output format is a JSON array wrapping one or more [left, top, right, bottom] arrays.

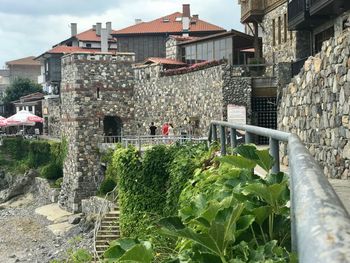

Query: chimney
[[193, 14, 199, 19], [96, 22, 102, 36], [135, 18, 143, 24], [106, 22, 112, 36], [101, 28, 108, 52], [93, 25, 96, 31], [182, 4, 190, 37], [71, 23, 77, 36], [182, 4, 191, 18]]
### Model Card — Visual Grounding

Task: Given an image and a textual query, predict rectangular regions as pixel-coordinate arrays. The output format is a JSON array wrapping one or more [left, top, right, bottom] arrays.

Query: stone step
[[96, 244, 109, 250], [100, 225, 120, 230], [101, 218, 119, 222], [95, 240, 115, 246], [98, 229, 120, 234], [108, 210, 120, 215], [96, 235, 119, 241]]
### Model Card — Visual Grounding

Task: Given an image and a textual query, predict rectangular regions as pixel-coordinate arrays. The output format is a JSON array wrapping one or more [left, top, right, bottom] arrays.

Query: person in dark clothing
[[149, 122, 157, 137]]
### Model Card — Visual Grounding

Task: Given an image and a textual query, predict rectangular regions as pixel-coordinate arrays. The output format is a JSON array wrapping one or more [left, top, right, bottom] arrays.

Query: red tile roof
[[168, 35, 200, 41], [73, 28, 116, 42], [36, 46, 116, 59], [144, 57, 187, 66], [6, 56, 40, 66], [113, 12, 225, 35]]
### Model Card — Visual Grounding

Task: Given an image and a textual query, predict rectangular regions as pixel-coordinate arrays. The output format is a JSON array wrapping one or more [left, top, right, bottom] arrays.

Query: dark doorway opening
[[251, 97, 277, 145], [103, 116, 123, 143]]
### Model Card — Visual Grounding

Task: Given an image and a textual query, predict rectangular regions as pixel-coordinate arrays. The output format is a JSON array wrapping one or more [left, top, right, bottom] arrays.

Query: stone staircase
[[95, 208, 120, 258]]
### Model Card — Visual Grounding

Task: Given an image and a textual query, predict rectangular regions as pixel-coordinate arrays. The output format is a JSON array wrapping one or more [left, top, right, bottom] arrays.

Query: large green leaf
[[252, 206, 272, 226], [118, 242, 153, 262], [219, 155, 256, 170], [255, 149, 274, 172], [233, 145, 274, 172], [236, 215, 255, 237]]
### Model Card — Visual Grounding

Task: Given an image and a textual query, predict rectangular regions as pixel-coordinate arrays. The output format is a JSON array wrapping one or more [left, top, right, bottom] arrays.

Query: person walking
[[168, 123, 174, 143], [161, 122, 169, 143], [149, 122, 157, 137]]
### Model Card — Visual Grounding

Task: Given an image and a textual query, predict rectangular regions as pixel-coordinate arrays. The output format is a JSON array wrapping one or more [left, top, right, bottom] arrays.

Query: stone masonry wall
[[59, 52, 135, 212], [278, 29, 350, 179], [165, 37, 179, 60], [134, 63, 252, 136], [42, 96, 61, 138]]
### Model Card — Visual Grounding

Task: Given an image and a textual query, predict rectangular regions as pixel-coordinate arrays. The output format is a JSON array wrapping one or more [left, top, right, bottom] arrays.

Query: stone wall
[[81, 196, 116, 218], [278, 29, 350, 178], [262, 2, 310, 66], [134, 63, 252, 136], [42, 95, 61, 138], [165, 37, 179, 60], [59, 52, 135, 212]]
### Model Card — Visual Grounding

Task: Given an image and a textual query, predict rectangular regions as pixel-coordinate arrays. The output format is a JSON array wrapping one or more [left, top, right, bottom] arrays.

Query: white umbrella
[[6, 110, 44, 126]]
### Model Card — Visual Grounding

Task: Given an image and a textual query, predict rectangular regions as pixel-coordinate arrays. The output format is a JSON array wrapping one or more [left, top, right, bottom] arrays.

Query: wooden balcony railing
[[288, 0, 309, 30], [240, 0, 265, 23]]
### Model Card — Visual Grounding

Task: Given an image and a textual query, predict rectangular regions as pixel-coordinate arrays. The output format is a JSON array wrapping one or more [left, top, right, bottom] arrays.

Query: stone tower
[[59, 52, 135, 212]]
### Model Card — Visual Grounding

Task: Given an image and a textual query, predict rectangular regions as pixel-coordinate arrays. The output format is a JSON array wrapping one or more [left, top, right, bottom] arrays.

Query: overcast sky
[[0, 0, 243, 67]]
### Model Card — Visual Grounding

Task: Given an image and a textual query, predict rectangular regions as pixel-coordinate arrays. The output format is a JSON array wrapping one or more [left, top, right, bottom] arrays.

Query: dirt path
[[0, 193, 93, 263]]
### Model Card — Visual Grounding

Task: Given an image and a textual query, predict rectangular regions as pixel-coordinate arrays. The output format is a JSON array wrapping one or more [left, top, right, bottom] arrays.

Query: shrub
[[98, 177, 116, 195], [40, 163, 63, 180], [27, 140, 51, 168], [53, 177, 63, 188], [1, 137, 29, 159]]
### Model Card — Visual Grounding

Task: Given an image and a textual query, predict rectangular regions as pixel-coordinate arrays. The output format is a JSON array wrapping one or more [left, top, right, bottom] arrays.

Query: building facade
[[113, 4, 226, 62], [36, 22, 118, 95]]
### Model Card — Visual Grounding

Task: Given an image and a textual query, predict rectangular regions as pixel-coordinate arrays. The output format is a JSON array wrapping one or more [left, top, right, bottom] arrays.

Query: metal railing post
[[220, 125, 226, 155], [245, 131, 252, 144], [269, 138, 280, 174], [230, 128, 237, 150], [212, 124, 218, 142]]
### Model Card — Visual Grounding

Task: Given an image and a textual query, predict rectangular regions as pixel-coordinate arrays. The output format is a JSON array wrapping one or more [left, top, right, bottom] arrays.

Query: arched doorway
[[103, 116, 123, 143]]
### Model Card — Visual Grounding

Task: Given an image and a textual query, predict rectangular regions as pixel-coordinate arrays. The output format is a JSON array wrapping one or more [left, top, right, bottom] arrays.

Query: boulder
[[0, 170, 38, 203]]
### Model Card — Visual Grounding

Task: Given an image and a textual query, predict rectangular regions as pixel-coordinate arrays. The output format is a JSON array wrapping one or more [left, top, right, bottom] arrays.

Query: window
[[29, 106, 33, 112], [86, 43, 92, 48], [97, 87, 100, 99], [272, 19, 276, 46], [214, 40, 221, 60], [284, 14, 288, 43], [207, 41, 214, 61], [278, 16, 281, 45]]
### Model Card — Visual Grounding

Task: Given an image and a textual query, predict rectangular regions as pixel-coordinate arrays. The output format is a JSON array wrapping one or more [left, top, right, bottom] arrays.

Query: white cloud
[[0, 0, 243, 66]]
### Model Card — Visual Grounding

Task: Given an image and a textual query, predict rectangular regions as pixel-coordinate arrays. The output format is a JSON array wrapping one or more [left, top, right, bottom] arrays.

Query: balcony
[[288, 0, 311, 30], [309, 0, 350, 17], [240, 0, 265, 23]]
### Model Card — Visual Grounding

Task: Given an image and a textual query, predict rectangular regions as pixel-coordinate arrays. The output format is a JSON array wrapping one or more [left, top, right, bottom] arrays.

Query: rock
[[0, 170, 38, 203], [343, 142, 350, 159], [68, 214, 82, 225], [9, 254, 16, 258]]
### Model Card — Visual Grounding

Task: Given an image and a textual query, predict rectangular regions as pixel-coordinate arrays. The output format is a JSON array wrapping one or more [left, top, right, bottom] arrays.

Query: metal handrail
[[209, 120, 350, 263], [93, 185, 118, 262]]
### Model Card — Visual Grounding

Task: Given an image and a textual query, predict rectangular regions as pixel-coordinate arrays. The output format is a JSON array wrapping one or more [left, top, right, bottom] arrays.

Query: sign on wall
[[227, 104, 246, 125]]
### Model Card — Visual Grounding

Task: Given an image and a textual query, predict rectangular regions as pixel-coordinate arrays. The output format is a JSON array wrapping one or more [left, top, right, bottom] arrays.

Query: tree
[[3, 78, 42, 115]]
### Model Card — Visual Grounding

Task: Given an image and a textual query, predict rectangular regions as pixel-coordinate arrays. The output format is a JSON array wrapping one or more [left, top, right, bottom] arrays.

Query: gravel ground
[[0, 193, 94, 263]]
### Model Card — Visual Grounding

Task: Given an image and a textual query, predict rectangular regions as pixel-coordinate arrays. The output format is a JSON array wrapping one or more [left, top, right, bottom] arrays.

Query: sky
[[0, 0, 243, 67]]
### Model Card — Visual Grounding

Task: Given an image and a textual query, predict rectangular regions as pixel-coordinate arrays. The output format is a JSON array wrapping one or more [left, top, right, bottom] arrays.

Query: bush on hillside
[[40, 162, 63, 180], [98, 177, 116, 195]]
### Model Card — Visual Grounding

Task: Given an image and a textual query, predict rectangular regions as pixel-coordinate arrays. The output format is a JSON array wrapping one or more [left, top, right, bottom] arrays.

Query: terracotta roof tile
[[144, 57, 187, 65], [113, 12, 225, 35], [73, 28, 116, 42], [36, 46, 116, 59], [6, 56, 40, 66], [168, 35, 200, 41]]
